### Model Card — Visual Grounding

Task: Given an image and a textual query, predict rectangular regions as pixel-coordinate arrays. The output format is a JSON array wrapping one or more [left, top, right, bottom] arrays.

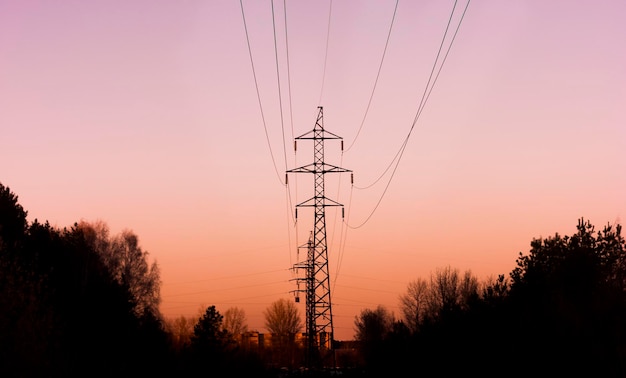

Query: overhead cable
[[318, 0, 333, 105], [240, 0, 285, 185], [347, 0, 471, 229], [344, 0, 400, 153]]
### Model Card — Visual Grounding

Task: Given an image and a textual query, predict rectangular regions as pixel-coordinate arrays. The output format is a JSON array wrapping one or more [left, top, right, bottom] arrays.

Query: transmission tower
[[287, 106, 351, 366]]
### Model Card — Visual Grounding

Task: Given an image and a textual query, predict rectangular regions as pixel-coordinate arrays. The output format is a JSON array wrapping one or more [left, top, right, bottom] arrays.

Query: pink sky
[[1, 1, 625, 340]]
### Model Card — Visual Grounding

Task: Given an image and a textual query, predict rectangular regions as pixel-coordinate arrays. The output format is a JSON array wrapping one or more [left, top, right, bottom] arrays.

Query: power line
[[161, 291, 290, 310], [283, 0, 295, 145], [353, 0, 460, 192], [163, 279, 289, 298], [281, 0, 297, 226], [347, 0, 471, 229], [318, 0, 333, 105], [273, 0, 302, 278], [281, 1, 300, 266], [344, 0, 400, 153], [339, 273, 407, 285], [271, 0, 289, 173], [331, 155, 352, 293], [411, 0, 470, 127], [331, 0, 399, 291], [166, 268, 290, 286], [352, 147, 402, 190], [240, 0, 285, 185], [335, 284, 401, 295], [336, 188, 352, 281]]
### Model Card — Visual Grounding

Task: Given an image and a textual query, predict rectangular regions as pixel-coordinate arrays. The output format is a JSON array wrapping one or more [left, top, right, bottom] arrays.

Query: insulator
[[295, 208, 298, 219], [295, 297, 300, 303], [351, 173, 354, 184], [341, 140, 344, 151], [342, 207, 345, 219], [285, 174, 288, 185], [294, 140, 297, 151]]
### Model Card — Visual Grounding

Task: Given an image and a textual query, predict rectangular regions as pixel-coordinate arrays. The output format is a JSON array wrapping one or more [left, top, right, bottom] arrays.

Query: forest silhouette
[[1, 181, 625, 377]]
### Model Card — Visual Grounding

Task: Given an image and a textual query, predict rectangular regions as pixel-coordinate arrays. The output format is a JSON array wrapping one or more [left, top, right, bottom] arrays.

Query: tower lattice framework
[[287, 106, 351, 362]]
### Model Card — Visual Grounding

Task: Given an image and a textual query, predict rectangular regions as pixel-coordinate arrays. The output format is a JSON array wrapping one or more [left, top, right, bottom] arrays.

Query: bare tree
[[459, 269, 479, 310], [165, 315, 197, 351], [76, 221, 161, 320], [354, 305, 394, 343], [223, 307, 248, 340], [263, 298, 303, 367], [353, 305, 395, 372], [110, 230, 161, 319], [482, 274, 509, 302], [427, 265, 460, 318], [399, 278, 429, 333], [264, 298, 302, 336], [402, 266, 480, 325]]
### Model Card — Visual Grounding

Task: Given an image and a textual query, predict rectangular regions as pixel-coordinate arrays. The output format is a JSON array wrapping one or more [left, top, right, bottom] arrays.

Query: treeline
[[3, 181, 626, 377], [0, 183, 289, 377], [0, 183, 168, 377], [353, 219, 626, 377]]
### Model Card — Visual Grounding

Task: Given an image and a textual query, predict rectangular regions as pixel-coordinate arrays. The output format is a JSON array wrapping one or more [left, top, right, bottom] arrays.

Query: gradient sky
[[2, 0, 625, 341]]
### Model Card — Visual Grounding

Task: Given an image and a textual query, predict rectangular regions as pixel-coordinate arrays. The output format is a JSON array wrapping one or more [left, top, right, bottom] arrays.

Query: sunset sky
[[2, 0, 625, 341]]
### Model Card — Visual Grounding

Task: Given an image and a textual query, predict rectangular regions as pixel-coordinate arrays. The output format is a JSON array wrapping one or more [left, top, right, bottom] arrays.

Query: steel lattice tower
[[287, 106, 351, 366]]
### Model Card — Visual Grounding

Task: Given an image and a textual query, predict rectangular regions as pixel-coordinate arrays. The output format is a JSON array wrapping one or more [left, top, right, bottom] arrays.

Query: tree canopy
[[368, 218, 626, 377], [191, 305, 232, 354], [0, 182, 168, 377], [507, 218, 626, 376], [264, 298, 303, 336], [223, 306, 248, 338]]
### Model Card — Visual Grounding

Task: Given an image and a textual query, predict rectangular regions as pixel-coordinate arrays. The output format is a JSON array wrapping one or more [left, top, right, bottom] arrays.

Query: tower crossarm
[[296, 196, 344, 208], [287, 163, 351, 174], [294, 129, 342, 141]]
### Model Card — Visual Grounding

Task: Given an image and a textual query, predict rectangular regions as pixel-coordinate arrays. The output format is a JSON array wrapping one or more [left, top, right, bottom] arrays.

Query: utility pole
[[287, 106, 351, 368]]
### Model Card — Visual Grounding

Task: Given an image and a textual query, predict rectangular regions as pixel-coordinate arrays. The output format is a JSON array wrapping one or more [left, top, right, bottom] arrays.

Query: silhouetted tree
[[428, 265, 460, 319], [263, 298, 303, 368], [264, 298, 303, 336], [185, 305, 246, 374], [191, 306, 231, 351], [0, 183, 27, 250], [507, 218, 626, 376], [425, 266, 480, 321], [0, 182, 171, 377], [397, 267, 498, 376], [354, 305, 393, 345], [399, 278, 428, 333], [223, 306, 248, 341], [481, 273, 509, 305], [165, 315, 197, 353], [76, 221, 162, 323], [353, 305, 395, 374], [0, 185, 55, 377]]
